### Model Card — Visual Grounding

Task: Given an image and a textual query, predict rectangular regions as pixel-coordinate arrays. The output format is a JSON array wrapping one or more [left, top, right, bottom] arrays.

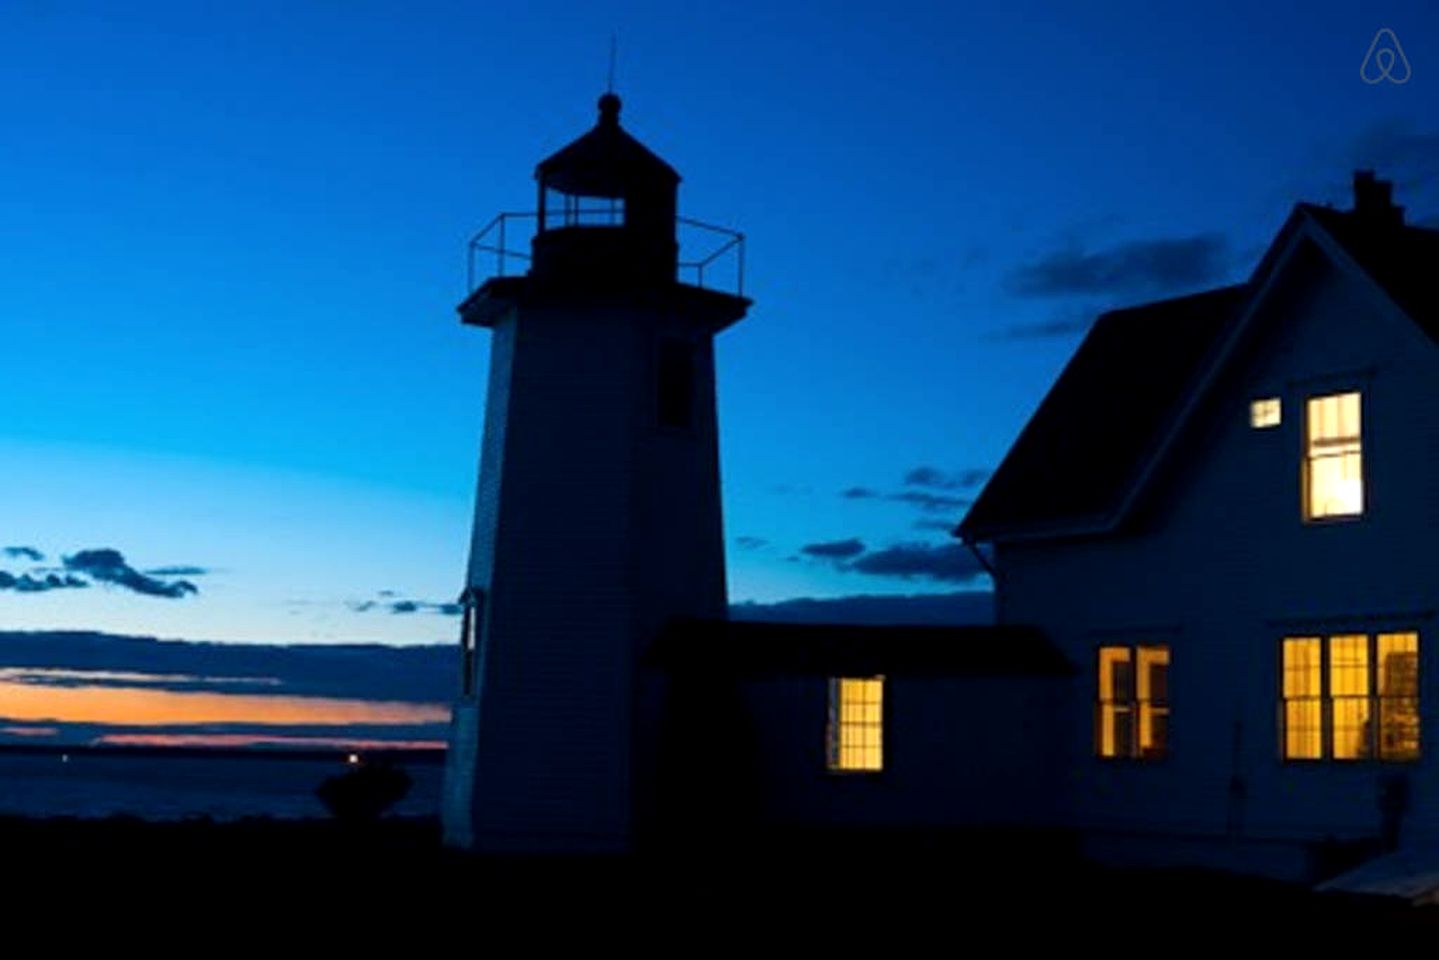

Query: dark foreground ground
[[5, 815, 1436, 939]]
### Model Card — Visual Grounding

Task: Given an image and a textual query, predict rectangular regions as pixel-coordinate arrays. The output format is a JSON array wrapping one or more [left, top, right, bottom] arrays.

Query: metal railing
[[466, 212, 537, 291], [677, 215, 745, 296], [465, 211, 746, 297]]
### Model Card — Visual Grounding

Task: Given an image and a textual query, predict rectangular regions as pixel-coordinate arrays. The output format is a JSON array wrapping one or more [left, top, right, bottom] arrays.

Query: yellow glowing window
[[1281, 638, 1322, 760], [1280, 632, 1420, 762], [1304, 392, 1362, 519], [1378, 632, 1420, 761], [1250, 397, 1281, 429], [827, 677, 883, 772], [1097, 645, 1169, 760], [1329, 635, 1370, 760]]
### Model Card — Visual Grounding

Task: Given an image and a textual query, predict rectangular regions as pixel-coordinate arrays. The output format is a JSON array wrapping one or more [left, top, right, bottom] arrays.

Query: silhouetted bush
[[316, 759, 412, 822]]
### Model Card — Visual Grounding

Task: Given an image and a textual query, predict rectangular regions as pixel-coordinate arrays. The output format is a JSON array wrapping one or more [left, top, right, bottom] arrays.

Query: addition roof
[[648, 619, 1073, 678]]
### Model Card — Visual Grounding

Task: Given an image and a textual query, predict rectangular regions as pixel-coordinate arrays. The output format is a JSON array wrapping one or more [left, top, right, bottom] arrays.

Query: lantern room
[[530, 92, 680, 285]]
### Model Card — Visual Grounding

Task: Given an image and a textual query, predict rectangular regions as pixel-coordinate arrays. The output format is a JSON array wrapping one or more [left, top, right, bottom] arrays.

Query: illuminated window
[[1281, 638, 1322, 759], [1378, 632, 1421, 761], [1280, 632, 1420, 761], [1250, 397, 1281, 429], [1097, 645, 1169, 760], [1304, 392, 1362, 519], [827, 677, 883, 772], [1329, 634, 1370, 759]]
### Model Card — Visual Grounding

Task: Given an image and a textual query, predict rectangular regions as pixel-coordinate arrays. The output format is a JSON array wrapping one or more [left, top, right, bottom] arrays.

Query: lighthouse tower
[[442, 93, 750, 852]]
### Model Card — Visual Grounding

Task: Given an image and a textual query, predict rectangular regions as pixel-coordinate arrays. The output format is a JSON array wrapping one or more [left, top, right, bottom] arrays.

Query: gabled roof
[[959, 285, 1245, 541], [648, 619, 1073, 678], [958, 190, 1439, 544], [1302, 205, 1439, 342]]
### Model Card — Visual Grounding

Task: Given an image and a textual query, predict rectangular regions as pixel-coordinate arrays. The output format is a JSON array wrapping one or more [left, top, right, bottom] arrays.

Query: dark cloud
[[3, 546, 44, 562], [800, 538, 866, 560], [0, 572, 88, 593], [847, 542, 988, 584], [63, 549, 198, 599], [350, 594, 462, 617], [731, 590, 993, 626], [768, 484, 813, 496], [734, 536, 769, 551], [995, 313, 1096, 341], [0, 631, 455, 747], [142, 565, 211, 577], [903, 467, 990, 491], [840, 473, 983, 513], [912, 518, 959, 532], [1350, 123, 1439, 192], [1007, 234, 1230, 299], [886, 491, 972, 513]]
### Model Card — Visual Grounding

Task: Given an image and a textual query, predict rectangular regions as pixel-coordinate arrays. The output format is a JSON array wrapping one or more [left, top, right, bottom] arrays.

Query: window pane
[[1250, 397, 1281, 428], [1378, 633, 1419, 697], [1378, 633, 1420, 760], [1332, 696, 1372, 760], [1283, 638, 1321, 698], [1100, 704, 1134, 759], [1098, 647, 1132, 758], [1305, 392, 1363, 519], [1098, 646, 1132, 702], [1329, 635, 1369, 697], [829, 677, 883, 772], [1137, 646, 1169, 759], [1285, 700, 1323, 759], [1283, 638, 1323, 759]]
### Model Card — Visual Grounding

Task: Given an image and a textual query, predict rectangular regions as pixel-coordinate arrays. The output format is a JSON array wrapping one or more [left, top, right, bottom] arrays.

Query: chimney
[[1352, 170, 1405, 228]]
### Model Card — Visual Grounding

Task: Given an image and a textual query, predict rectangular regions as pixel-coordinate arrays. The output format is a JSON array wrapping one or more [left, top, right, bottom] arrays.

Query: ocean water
[[0, 750, 443, 820]]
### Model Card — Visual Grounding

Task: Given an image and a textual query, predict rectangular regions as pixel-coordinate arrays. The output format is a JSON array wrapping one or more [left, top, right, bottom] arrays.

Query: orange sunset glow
[[0, 670, 448, 729]]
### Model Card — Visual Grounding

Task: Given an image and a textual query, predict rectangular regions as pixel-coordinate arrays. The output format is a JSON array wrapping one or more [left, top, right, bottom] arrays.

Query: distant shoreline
[[0, 742, 446, 764]]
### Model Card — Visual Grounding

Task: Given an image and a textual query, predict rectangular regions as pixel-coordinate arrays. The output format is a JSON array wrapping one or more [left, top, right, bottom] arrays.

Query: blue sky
[[3, 1, 1438, 644]]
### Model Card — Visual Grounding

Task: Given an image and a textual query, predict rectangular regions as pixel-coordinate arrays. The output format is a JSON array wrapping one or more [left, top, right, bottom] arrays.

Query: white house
[[959, 171, 1438, 880], [442, 90, 1438, 886]]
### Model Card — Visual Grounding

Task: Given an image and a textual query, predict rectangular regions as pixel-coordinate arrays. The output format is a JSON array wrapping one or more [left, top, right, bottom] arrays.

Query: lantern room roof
[[535, 93, 680, 197]]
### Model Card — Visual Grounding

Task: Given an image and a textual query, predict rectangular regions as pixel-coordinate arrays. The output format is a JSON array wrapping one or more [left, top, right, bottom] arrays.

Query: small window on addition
[[657, 338, 695, 430], [1096, 645, 1169, 760], [827, 677, 883, 772], [1250, 397, 1281, 429]]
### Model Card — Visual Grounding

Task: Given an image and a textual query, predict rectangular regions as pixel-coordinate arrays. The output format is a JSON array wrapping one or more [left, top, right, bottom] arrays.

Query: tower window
[[1280, 632, 1420, 761], [459, 590, 484, 697], [827, 677, 883, 773], [1304, 391, 1362, 519], [657, 338, 695, 429], [1096, 645, 1169, 760]]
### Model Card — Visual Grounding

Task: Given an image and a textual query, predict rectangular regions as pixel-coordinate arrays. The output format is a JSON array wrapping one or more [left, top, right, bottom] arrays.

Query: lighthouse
[[441, 93, 750, 852]]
